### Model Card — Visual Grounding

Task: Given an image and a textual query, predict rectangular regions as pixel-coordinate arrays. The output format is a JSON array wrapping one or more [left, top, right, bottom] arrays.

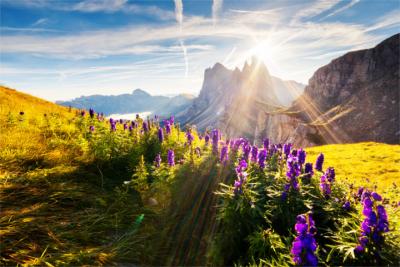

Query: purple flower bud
[[204, 134, 210, 145], [220, 145, 229, 163], [250, 146, 258, 163], [297, 149, 306, 165], [315, 153, 324, 171], [283, 143, 291, 157], [89, 108, 95, 118], [343, 201, 351, 211], [186, 129, 194, 145], [258, 149, 267, 169], [158, 127, 164, 142], [89, 125, 95, 132], [142, 122, 148, 132], [167, 149, 175, 166], [371, 192, 382, 201]]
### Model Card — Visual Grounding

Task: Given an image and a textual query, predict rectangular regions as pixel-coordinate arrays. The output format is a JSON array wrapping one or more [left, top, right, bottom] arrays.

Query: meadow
[[0, 86, 399, 266]]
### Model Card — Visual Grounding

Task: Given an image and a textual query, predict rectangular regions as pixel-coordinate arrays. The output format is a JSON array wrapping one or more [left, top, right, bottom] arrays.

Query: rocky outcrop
[[179, 58, 306, 144], [292, 33, 400, 144]]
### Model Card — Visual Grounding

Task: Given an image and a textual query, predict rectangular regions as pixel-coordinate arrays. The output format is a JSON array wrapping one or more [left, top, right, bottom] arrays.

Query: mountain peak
[[132, 88, 150, 96]]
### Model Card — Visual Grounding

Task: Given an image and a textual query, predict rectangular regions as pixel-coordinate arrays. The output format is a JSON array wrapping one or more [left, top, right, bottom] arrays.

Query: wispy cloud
[[32, 18, 49, 27], [174, 0, 183, 26], [292, 0, 341, 23], [212, 0, 223, 25], [72, 0, 127, 12], [321, 0, 360, 19]]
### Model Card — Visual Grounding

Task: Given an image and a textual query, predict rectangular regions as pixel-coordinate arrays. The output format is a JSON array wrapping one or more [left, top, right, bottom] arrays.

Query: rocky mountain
[[181, 34, 399, 147], [288, 33, 400, 145], [179, 58, 304, 137], [57, 89, 194, 116]]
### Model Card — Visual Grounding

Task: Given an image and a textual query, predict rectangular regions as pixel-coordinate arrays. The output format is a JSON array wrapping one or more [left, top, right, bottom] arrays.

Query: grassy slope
[[1, 86, 399, 265], [0, 86, 150, 265], [306, 142, 400, 198]]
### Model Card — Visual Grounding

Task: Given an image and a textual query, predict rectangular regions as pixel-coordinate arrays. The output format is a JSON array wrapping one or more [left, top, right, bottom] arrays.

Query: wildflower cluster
[[291, 213, 318, 266], [355, 190, 389, 253]]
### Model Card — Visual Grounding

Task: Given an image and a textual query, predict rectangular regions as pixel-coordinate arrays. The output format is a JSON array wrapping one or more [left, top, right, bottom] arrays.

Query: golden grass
[[306, 142, 400, 194]]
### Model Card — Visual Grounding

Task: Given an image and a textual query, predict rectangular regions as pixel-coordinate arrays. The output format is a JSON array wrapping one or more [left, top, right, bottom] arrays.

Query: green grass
[[1, 85, 399, 266]]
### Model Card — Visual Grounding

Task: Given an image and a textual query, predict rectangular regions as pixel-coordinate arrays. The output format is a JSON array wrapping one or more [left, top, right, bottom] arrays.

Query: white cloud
[[72, 0, 127, 12], [32, 18, 49, 26], [174, 0, 183, 26], [321, 0, 360, 19], [212, 0, 223, 25], [365, 10, 400, 32], [292, 0, 341, 23]]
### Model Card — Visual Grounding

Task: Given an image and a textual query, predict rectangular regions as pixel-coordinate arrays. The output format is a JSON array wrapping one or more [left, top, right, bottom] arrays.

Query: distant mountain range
[[57, 64, 304, 118], [56, 89, 194, 116], [57, 34, 399, 146]]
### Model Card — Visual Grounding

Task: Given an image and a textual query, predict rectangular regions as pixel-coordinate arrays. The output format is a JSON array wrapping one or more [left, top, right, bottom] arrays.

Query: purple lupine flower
[[250, 146, 258, 163], [304, 163, 313, 179], [186, 129, 194, 145], [89, 108, 95, 118], [343, 201, 351, 211], [233, 159, 248, 196], [89, 125, 95, 132], [283, 143, 292, 157], [263, 138, 269, 150], [242, 144, 251, 161], [211, 129, 219, 155], [325, 167, 335, 182], [123, 123, 128, 130], [258, 149, 267, 169], [119, 119, 123, 124], [291, 213, 318, 266], [286, 154, 300, 191], [220, 145, 229, 163], [129, 125, 133, 132], [297, 149, 306, 166], [169, 115, 175, 125], [155, 153, 161, 168], [142, 121, 148, 133], [204, 133, 210, 145], [165, 121, 171, 134], [320, 175, 331, 198], [132, 120, 138, 128], [110, 122, 116, 131], [158, 127, 164, 142], [81, 110, 86, 117], [167, 149, 175, 166], [315, 153, 324, 171], [372, 192, 382, 201], [356, 192, 389, 253], [109, 118, 114, 124]]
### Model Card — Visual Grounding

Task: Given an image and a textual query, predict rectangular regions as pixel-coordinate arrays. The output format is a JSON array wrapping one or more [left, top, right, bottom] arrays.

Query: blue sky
[[0, 0, 399, 101]]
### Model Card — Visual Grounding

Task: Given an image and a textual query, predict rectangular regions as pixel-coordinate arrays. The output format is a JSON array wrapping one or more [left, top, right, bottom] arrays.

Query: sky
[[0, 0, 399, 101]]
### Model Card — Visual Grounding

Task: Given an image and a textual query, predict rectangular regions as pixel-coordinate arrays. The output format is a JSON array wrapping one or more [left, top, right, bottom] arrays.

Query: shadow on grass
[[0, 161, 152, 266]]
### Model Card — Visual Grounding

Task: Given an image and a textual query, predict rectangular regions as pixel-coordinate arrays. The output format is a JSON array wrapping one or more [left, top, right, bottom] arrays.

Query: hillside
[[1, 87, 399, 266], [57, 89, 194, 116]]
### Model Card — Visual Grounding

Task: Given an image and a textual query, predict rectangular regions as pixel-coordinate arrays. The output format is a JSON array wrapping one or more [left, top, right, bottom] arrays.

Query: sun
[[247, 40, 277, 66]]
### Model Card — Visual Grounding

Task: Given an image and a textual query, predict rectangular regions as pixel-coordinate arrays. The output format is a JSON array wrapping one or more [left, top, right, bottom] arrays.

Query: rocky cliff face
[[180, 58, 305, 142], [181, 34, 399, 147], [291, 33, 400, 144]]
